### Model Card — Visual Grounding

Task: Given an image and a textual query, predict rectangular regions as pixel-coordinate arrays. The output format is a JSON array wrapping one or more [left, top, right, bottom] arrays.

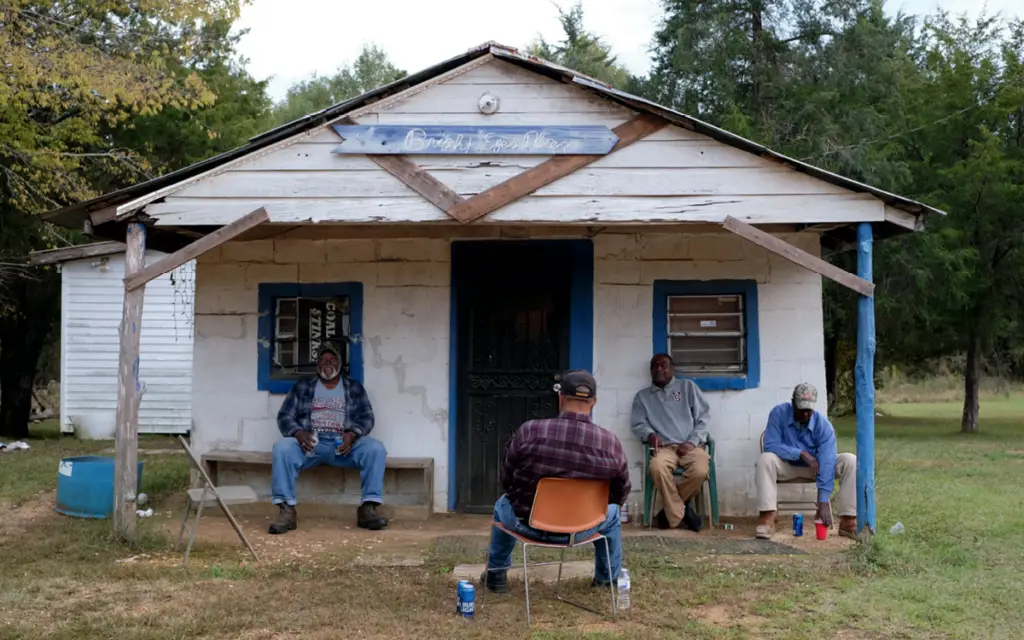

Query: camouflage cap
[[792, 383, 818, 410]]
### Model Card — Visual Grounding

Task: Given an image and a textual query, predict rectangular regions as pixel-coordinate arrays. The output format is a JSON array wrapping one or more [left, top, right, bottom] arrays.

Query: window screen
[[272, 296, 350, 378], [666, 294, 746, 375]]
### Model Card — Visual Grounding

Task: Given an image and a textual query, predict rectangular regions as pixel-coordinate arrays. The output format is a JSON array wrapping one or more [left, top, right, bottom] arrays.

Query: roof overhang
[[40, 41, 945, 254]]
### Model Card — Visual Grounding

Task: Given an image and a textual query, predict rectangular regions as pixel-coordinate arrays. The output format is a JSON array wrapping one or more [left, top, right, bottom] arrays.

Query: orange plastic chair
[[482, 478, 618, 626]]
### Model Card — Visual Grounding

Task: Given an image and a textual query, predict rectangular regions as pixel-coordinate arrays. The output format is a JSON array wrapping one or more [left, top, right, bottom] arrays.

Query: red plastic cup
[[815, 521, 828, 540]]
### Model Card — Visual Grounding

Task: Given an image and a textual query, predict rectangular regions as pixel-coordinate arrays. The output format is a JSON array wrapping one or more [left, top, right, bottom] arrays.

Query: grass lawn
[[2, 407, 1024, 639]]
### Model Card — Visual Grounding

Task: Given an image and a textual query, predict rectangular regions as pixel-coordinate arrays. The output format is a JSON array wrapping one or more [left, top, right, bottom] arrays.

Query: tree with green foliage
[[877, 14, 1024, 432], [527, 2, 634, 89], [269, 44, 406, 127], [0, 0, 250, 438]]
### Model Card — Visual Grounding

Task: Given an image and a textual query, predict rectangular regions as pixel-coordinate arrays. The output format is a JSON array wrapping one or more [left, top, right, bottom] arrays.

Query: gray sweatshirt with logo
[[630, 377, 711, 446]]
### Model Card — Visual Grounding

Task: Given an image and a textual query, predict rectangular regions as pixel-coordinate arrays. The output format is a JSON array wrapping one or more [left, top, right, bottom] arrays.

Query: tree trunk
[[961, 326, 982, 434], [0, 268, 60, 439]]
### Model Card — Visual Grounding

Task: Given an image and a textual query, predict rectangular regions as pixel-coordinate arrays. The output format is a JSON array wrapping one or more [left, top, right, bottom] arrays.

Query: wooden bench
[[200, 450, 434, 514]]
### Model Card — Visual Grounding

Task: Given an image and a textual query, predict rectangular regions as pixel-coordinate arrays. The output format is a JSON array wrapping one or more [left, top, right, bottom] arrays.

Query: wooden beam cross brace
[[722, 216, 875, 297], [337, 114, 666, 224], [124, 207, 269, 291]]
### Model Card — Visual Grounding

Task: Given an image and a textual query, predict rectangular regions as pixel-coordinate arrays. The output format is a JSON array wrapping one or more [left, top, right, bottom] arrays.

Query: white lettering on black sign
[[309, 307, 322, 361]]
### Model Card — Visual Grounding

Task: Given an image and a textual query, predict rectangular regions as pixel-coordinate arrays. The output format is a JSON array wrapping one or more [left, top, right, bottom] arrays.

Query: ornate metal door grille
[[454, 242, 571, 513]]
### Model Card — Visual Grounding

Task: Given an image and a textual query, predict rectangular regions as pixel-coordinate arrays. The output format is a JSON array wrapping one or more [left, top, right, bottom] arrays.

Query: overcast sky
[[235, 0, 1020, 102]]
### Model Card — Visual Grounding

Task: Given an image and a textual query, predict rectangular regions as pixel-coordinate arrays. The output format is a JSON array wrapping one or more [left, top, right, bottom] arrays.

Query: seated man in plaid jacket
[[481, 370, 631, 593], [269, 340, 388, 534]]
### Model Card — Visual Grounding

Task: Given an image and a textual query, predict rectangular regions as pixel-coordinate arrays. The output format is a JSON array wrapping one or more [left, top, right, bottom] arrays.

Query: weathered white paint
[[60, 252, 194, 438], [191, 230, 826, 516], [590, 232, 829, 516], [147, 194, 884, 226], [146, 59, 888, 228]]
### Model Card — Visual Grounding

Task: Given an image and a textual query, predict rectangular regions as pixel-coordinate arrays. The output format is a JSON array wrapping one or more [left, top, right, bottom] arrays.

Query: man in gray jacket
[[631, 353, 710, 531]]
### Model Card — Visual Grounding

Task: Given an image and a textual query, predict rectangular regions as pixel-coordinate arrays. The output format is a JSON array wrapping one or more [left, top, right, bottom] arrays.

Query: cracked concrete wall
[[191, 231, 826, 516], [191, 238, 451, 510], [591, 232, 828, 517]]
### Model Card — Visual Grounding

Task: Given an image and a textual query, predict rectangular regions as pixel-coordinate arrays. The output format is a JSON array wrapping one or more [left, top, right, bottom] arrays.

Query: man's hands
[[336, 431, 358, 456], [647, 434, 696, 457], [815, 501, 833, 527], [675, 441, 696, 456], [647, 434, 661, 454], [295, 431, 316, 452], [800, 450, 819, 476]]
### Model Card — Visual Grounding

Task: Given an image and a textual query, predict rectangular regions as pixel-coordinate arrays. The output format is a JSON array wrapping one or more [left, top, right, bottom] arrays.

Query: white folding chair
[[176, 436, 261, 566]]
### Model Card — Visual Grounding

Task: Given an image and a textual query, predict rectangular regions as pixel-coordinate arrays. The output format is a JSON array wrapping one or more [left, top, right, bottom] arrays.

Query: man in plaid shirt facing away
[[481, 369, 631, 593]]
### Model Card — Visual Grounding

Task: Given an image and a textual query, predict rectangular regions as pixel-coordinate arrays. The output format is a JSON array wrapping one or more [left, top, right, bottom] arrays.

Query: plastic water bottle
[[305, 433, 319, 458], [620, 502, 630, 525], [616, 568, 631, 611]]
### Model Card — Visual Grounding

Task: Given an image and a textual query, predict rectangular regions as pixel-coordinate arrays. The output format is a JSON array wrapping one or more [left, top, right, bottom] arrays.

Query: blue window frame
[[257, 282, 364, 394], [651, 279, 760, 391]]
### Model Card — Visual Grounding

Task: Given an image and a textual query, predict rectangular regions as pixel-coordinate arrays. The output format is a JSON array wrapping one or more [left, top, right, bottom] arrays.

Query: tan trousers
[[755, 452, 857, 517], [649, 446, 710, 528]]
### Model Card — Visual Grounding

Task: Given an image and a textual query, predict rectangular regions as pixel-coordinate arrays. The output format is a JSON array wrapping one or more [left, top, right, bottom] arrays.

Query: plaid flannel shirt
[[276, 375, 375, 438], [500, 411, 631, 519]]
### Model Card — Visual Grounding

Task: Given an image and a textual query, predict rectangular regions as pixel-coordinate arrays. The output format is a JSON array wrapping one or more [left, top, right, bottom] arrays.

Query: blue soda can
[[793, 513, 804, 537], [457, 581, 475, 618], [456, 580, 468, 613]]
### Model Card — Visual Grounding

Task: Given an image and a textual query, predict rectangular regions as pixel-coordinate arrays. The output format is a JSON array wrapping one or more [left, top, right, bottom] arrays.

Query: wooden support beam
[[447, 114, 667, 224], [29, 241, 124, 266], [721, 216, 875, 297], [124, 207, 269, 291], [114, 222, 146, 540], [368, 155, 466, 217]]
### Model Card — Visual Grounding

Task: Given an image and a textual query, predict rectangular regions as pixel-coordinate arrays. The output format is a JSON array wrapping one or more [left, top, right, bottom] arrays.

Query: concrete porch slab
[[452, 560, 594, 584]]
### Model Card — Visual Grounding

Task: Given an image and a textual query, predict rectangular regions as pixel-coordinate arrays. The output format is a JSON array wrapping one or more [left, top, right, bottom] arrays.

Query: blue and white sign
[[331, 125, 619, 155]]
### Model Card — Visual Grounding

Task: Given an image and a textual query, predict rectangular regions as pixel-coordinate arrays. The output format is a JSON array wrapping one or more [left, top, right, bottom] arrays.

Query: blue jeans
[[486, 494, 622, 585], [270, 435, 387, 506]]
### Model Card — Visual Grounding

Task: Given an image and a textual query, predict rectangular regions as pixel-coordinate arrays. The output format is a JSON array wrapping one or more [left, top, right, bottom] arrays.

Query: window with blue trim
[[652, 280, 760, 391], [258, 283, 364, 393]]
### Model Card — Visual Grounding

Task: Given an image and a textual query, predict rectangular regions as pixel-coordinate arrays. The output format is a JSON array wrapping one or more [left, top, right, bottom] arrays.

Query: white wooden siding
[[148, 58, 887, 227], [60, 252, 194, 437]]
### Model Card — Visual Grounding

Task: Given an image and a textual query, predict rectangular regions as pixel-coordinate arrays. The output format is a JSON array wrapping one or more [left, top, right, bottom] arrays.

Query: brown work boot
[[755, 511, 776, 539], [838, 516, 857, 539], [268, 504, 297, 534], [357, 502, 388, 530]]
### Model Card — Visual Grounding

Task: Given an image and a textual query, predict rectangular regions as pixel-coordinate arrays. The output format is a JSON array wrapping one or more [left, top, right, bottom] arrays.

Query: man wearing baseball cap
[[269, 339, 388, 533], [480, 369, 631, 594], [755, 382, 857, 539]]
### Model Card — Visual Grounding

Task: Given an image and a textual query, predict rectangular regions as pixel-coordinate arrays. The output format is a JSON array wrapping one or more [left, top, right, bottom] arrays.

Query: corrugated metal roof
[[41, 41, 944, 239]]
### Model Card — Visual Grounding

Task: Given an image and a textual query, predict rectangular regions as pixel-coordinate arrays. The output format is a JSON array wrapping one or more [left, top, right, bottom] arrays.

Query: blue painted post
[[855, 222, 876, 535]]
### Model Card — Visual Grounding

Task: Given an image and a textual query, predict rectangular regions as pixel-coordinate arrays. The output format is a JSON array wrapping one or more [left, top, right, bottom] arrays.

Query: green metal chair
[[642, 435, 719, 528]]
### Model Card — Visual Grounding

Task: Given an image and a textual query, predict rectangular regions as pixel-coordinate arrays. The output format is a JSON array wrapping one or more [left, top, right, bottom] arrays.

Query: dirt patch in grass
[[0, 490, 55, 536], [692, 602, 768, 631]]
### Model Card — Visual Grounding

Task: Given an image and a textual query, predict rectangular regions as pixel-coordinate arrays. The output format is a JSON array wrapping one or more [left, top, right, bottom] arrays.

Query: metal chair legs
[[553, 538, 617, 619], [481, 536, 618, 627]]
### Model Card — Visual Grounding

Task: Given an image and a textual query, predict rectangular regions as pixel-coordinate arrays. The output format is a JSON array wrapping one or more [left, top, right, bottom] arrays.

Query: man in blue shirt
[[269, 340, 388, 534], [755, 383, 857, 539]]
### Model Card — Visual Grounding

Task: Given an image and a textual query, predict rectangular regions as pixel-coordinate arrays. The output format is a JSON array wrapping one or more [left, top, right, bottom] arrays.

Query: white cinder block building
[[42, 43, 942, 520]]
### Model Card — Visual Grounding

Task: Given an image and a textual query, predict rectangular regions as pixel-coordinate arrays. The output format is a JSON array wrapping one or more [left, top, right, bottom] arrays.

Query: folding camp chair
[[642, 435, 719, 528], [481, 478, 617, 627], [175, 436, 260, 566], [759, 431, 834, 530]]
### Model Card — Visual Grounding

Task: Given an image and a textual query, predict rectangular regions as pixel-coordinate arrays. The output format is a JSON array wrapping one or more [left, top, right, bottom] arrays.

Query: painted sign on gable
[[331, 125, 619, 155]]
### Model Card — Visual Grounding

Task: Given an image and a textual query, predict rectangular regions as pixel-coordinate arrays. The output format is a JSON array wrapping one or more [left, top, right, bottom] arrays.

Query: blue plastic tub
[[55, 456, 144, 518]]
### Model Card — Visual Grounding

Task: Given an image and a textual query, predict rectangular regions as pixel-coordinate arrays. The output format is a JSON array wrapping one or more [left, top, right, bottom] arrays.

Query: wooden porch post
[[855, 222, 876, 536], [114, 221, 147, 539]]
